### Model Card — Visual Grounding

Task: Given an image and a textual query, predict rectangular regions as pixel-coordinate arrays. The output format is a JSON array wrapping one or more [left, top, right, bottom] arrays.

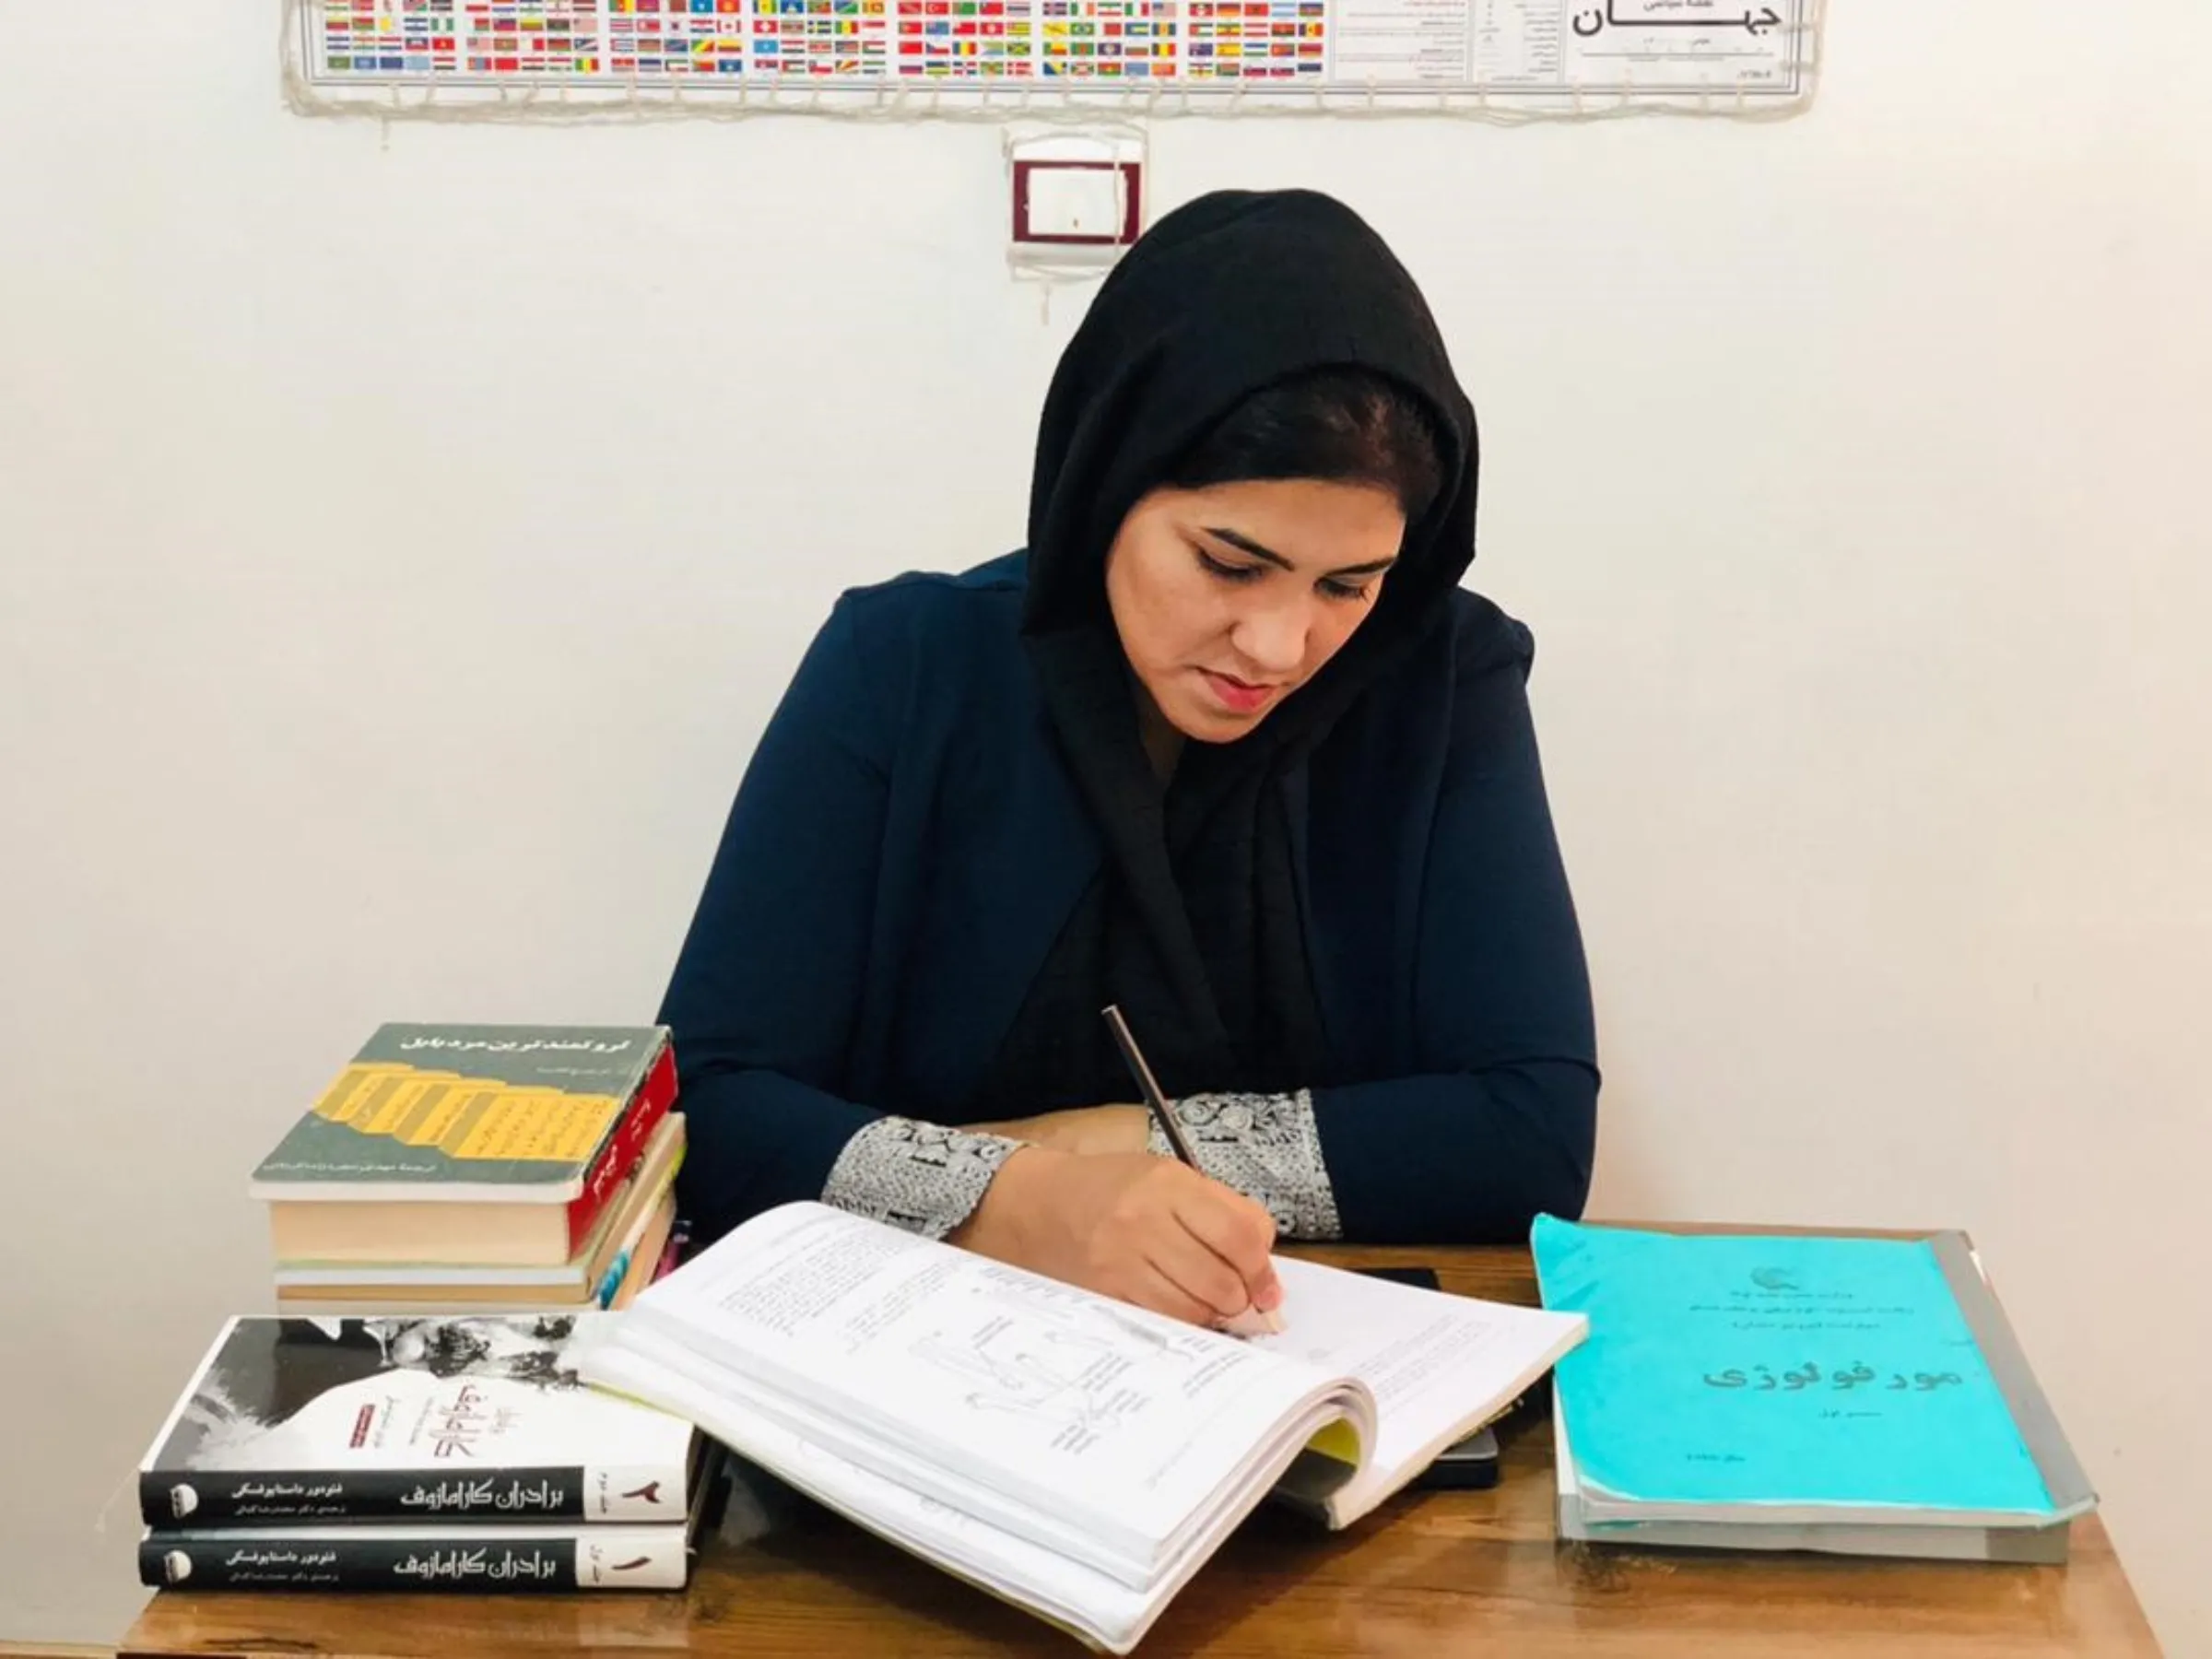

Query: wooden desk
[[121, 1244, 2159, 1658]]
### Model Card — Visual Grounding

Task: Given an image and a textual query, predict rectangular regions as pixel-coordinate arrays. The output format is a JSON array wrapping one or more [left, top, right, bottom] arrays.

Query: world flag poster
[[297, 0, 1817, 104]]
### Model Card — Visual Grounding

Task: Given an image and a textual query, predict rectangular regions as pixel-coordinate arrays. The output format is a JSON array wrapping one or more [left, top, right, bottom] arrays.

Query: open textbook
[[575, 1201, 1586, 1653]]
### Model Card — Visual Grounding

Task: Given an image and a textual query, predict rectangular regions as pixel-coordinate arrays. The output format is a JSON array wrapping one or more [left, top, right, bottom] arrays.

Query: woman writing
[[659, 189, 1598, 1331]]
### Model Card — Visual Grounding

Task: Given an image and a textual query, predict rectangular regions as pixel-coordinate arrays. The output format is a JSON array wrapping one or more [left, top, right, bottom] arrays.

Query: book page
[[582, 1332, 1161, 1652], [1252, 1257, 1586, 1519], [631, 1203, 1357, 1551]]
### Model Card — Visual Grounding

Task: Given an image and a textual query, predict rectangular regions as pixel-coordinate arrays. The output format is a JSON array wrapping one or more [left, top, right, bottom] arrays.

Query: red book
[[564, 1039, 678, 1253]]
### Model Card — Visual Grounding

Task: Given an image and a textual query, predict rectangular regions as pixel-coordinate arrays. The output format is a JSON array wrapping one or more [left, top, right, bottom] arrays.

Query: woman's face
[[1104, 477, 1405, 744]]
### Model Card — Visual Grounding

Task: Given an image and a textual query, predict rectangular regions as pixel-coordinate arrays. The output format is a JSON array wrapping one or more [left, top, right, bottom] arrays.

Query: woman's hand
[[969, 1104, 1150, 1157], [950, 1147, 1283, 1329]]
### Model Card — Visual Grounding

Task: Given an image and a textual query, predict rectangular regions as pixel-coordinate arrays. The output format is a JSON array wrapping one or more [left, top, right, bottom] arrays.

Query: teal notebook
[[1532, 1218, 2092, 1523]]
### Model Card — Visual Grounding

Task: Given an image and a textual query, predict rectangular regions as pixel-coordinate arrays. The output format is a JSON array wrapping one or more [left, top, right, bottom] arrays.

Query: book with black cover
[[138, 1447, 724, 1593], [137, 1312, 694, 1528], [139, 1518, 694, 1592]]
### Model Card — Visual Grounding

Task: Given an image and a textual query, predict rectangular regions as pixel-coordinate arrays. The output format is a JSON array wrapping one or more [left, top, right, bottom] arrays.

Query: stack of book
[[1532, 1217, 2098, 1564], [136, 1312, 719, 1592], [250, 1024, 686, 1315]]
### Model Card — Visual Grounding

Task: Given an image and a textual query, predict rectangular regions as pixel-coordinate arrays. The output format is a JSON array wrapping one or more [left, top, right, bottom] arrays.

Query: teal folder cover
[[1532, 1218, 2067, 1517]]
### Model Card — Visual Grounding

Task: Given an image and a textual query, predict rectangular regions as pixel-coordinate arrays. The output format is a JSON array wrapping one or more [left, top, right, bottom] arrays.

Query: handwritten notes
[[1531, 1218, 2057, 1515]]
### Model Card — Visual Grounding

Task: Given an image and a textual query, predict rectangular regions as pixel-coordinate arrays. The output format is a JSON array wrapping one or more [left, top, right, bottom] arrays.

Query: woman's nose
[[1231, 601, 1310, 677]]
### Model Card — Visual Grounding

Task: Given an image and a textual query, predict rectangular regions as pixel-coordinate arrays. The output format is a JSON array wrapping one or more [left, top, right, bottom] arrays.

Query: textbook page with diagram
[[576, 1201, 1583, 1653]]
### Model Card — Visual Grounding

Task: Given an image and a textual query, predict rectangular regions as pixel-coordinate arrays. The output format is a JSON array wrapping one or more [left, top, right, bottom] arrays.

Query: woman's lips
[[1198, 669, 1280, 715]]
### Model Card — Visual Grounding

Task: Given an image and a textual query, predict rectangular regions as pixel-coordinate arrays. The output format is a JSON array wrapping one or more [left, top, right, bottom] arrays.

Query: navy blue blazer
[[660, 551, 1599, 1247]]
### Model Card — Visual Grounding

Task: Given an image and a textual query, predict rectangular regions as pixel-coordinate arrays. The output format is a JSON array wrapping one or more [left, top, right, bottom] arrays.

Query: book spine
[[138, 1528, 688, 1592], [138, 1466, 589, 1528], [564, 1041, 678, 1254], [653, 1215, 694, 1283], [139, 1453, 693, 1527]]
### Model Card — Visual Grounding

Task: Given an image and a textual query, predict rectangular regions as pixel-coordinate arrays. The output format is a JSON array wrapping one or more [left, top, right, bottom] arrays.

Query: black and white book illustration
[[138, 1313, 692, 1527]]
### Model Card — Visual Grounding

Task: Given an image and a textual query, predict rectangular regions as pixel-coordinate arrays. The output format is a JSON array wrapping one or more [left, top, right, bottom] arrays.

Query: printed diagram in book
[[911, 1283, 1221, 1454]]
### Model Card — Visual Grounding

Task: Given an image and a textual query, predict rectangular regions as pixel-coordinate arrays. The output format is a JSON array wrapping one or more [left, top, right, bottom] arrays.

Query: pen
[[1102, 1003, 1198, 1165], [1101, 1004, 1284, 1336]]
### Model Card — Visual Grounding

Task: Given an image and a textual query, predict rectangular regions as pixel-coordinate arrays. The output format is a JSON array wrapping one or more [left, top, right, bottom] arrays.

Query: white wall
[[4, 3, 2206, 1648]]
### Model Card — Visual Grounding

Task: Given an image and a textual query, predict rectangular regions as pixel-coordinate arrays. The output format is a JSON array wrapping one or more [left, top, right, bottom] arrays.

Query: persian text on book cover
[[253, 1025, 667, 1192], [142, 1314, 690, 1524]]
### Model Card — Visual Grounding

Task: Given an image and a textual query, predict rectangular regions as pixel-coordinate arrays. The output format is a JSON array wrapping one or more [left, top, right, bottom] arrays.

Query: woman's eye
[[1195, 550, 1264, 582], [1319, 579, 1375, 603]]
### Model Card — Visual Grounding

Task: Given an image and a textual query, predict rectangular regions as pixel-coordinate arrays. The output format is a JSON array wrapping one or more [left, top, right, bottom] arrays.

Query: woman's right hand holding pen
[[950, 1147, 1284, 1333]]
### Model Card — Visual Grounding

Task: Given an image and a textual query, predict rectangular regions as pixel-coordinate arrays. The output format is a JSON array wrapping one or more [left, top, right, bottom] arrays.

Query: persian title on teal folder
[[1531, 1217, 2093, 1523]]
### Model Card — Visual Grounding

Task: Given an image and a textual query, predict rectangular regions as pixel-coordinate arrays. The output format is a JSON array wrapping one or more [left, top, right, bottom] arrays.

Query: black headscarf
[[975, 188, 1482, 1114]]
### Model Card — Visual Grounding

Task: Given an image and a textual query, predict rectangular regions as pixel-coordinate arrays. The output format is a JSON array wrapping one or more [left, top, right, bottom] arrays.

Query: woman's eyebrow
[[1202, 525, 1398, 578], [1203, 526, 1294, 569]]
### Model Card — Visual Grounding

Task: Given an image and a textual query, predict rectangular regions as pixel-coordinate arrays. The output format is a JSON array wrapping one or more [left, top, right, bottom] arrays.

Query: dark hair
[[1167, 367, 1446, 524]]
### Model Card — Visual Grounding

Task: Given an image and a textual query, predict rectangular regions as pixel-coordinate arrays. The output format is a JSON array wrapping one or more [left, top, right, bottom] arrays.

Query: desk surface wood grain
[[120, 1242, 2159, 1658]]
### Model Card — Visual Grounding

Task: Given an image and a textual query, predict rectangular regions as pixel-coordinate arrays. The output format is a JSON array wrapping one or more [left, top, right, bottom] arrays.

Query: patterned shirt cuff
[[1145, 1088, 1343, 1241], [820, 1117, 1022, 1240]]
